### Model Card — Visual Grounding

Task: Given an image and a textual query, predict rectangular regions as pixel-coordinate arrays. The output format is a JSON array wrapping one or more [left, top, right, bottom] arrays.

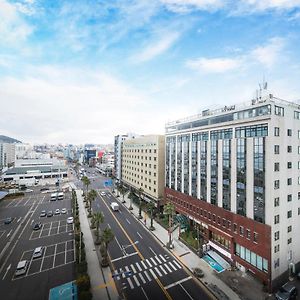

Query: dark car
[[40, 187, 49, 191], [40, 210, 46, 217], [4, 217, 13, 224], [47, 211, 53, 217], [275, 282, 297, 300], [33, 222, 42, 230]]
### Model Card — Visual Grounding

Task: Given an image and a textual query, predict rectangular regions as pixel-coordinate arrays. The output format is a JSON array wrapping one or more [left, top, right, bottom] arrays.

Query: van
[[32, 247, 44, 259], [15, 260, 28, 276], [110, 202, 119, 211], [275, 282, 297, 300]]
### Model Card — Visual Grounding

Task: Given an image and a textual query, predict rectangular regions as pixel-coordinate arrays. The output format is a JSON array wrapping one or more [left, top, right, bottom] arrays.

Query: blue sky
[[1, 0, 300, 144]]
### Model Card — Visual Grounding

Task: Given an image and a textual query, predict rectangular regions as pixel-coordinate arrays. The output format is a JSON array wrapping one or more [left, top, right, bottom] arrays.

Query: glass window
[[254, 232, 258, 243], [274, 197, 280, 207], [274, 215, 280, 224], [257, 256, 263, 270], [287, 194, 292, 202], [274, 180, 280, 189], [287, 162, 292, 169], [239, 226, 244, 236], [275, 106, 284, 116], [240, 246, 245, 260], [288, 238, 292, 244], [235, 243, 241, 256], [287, 210, 292, 218], [251, 252, 257, 266], [287, 178, 292, 185], [287, 225, 292, 232], [246, 249, 251, 263], [274, 145, 279, 154], [274, 231, 280, 240], [263, 259, 268, 273], [287, 129, 292, 136], [287, 146, 292, 153], [274, 163, 279, 172], [274, 127, 280, 136]]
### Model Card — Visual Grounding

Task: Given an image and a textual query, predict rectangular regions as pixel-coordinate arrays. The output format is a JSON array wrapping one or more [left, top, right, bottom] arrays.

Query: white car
[[32, 246, 44, 259], [67, 217, 73, 224], [55, 209, 60, 215], [100, 191, 106, 196], [15, 260, 28, 276], [61, 208, 67, 214]]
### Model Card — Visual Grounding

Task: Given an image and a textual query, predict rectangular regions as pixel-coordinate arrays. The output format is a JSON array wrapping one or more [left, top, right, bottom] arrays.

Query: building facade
[[0, 143, 16, 171], [165, 93, 300, 290], [122, 135, 165, 207], [114, 133, 138, 181]]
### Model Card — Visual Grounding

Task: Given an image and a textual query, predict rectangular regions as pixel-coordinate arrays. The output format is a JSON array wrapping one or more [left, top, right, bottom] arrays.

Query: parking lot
[[0, 185, 76, 300]]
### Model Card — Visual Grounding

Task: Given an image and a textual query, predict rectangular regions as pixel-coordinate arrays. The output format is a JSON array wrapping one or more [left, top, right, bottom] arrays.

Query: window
[[233, 223, 237, 233], [274, 163, 279, 172], [274, 231, 280, 241], [253, 232, 258, 243], [287, 194, 292, 202], [299, 146, 300, 154], [295, 111, 300, 120], [287, 225, 292, 233], [298, 162, 300, 169], [287, 146, 292, 153], [246, 229, 251, 239], [274, 145, 279, 154], [274, 245, 280, 253], [298, 192, 300, 200], [274, 180, 280, 189], [298, 207, 300, 215], [275, 106, 284, 116], [288, 238, 292, 244], [287, 129, 292, 136], [274, 127, 280, 136], [239, 226, 244, 236], [274, 197, 280, 207], [287, 162, 292, 169], [287, 178, 292, 186], [287, 210, 292, 218], [274, 215, 280, 224]]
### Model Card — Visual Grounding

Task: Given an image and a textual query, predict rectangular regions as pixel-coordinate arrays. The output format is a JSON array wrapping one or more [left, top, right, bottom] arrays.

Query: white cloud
[[132, 31, 180, 63], [239, 0, 300, 11], [186, 57, 242, 73]]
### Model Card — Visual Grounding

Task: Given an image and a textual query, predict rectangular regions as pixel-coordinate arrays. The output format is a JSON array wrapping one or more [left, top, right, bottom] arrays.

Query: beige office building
[[121, 135, 165, 207]]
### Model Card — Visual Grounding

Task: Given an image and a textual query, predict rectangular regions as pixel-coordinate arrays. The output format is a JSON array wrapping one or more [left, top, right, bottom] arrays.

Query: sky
[[1, 0, 300, 144]]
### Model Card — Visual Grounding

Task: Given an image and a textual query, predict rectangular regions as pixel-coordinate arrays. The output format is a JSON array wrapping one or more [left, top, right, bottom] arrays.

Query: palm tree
[[137, 188, 144, 219], [81, 176, 90, 199], [87, 189, 97, 216], [147, 201, 155, 230], [100, 227, 114, 267], [163, 202, 175, 249], [128, 189, 134, 210], [92, 212, 104, 244], [119, 185, 127, 203]]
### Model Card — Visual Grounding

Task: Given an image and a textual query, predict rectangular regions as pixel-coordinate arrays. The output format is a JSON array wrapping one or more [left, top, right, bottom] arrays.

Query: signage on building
[[222, 105, 235, 112]]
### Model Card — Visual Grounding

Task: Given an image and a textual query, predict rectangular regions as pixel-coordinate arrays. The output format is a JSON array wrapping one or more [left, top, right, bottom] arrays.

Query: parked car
[[32, 246, 44, 259], [55, 209, 60, 215], [40, 210, 46, 217], [193, 267, 204, 278], [33, 222, 42, 230], [61, 208, 67, 214], [4, 217, 13, 224], [40, 187, 49, 191], [15, 260, 28, 276], [275, 282, 297, 300], [47, 211, 53, 217], [67, 217, 73, 224]]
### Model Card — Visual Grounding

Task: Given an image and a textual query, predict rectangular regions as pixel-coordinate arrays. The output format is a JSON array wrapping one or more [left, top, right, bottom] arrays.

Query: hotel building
[[122, 135, 165, 207], [165, 92, 300, 290]]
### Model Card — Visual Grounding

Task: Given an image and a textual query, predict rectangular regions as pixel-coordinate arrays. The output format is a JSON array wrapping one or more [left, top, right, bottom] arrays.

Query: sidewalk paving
[[69, 182, 119, 300], [113, 191, 241, 300]]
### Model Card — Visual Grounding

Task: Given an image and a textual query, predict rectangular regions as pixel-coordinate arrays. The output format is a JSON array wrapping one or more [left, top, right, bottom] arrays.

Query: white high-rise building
[[0, 143, 15, 170], [165, 92, 300, 291]]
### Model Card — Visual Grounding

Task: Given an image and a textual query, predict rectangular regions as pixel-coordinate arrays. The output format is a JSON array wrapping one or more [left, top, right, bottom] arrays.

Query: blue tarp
[[48, 281, 77, 300], [0, 191, 8, 200]]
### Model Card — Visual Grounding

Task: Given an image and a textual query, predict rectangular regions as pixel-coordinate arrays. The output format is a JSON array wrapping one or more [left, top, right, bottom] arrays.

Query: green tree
[[91, 212, 104, 244], [137, 187, 144, 219], [163, 202, 176, 249], [118, 184, 127, 203], [147, 201, 155, 230], [128, 190, 135, 210], [100, 227, 114, 267], [87, 189, 97, 216], [81, 176, 90, 199]]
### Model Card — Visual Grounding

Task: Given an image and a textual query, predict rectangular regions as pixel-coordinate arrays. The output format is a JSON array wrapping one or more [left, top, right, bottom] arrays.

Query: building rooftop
[[4, 165, 68, 175]]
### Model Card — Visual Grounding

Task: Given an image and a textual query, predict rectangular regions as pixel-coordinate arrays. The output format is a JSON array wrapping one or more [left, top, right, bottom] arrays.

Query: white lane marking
[[119, 210, 122, 214], [17, 217, 22, 223], [40, 249, 46, 272], [168, 261, 177, 271], [159, 265, 168, 275], [180, 283, 194, 300], [159, 254, 166, 262], [144, 270, 151, 281], [126, 218, 131, 224], [6, 229, 12, 237], [138, 272, 146, 284], [173, 260, 182, 269], [114, 270, 120, 280], [2, 264, 11, 280], [24, 198, 30, 206], [149, 268, 157, 279], [137, 231, 143, 239], [155, 255, 162, 264], [141, 286, 150, 300], [150, 257, 157, 266], [64, 241, 67, 264], [145, 259, 152, 268], [125, 266, 130, 272], [130, 264, 137, 274], [111, 252, 138, 262], [135, 262, 142, 272], [114, 237, 123, 252], [127, 277, 134, 289], [149, 247, 156, 256], [141, 261, 147, 269], [164, 263, 172, 273], [164, 276, 193, 290], [133, 275, 140, 287], [120, 268, 126, 278], [154, 267, 162, 277]]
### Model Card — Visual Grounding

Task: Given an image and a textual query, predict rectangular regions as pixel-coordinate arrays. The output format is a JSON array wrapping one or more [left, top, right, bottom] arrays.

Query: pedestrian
[[144, 218, 146, 225]]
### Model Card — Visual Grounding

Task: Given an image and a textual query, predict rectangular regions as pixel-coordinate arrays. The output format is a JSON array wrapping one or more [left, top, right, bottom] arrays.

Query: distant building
[[114, 133, 139, 181], [0, 143, 16, 170], [121, 135, 165, 207], [165, 91, 300, 291], [15, 143, 32, 159], [84, 149, 96, 164]]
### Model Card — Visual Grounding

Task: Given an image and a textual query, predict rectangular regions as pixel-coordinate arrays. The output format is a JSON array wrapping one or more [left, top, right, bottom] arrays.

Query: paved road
[[0, 186, 75, 300], [77, 166, 213, 300]]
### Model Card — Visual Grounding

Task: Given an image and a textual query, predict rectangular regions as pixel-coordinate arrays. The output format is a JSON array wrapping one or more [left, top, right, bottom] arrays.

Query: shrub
[[77, 261, 88, 274], [76, 274, 90, 291], [78, 290, 92, 300]]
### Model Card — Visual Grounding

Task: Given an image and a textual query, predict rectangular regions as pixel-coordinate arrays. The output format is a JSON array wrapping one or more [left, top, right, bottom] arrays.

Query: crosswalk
[[113, 254, 183, 290]]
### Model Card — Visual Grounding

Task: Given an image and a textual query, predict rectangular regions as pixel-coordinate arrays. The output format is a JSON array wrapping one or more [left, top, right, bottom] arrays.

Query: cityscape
[[1, 1, 300, 300]]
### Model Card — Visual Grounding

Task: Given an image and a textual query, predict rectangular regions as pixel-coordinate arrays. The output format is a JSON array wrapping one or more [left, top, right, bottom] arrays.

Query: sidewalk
[[69, 182, 119, 300], [115, 191, 240, 300]]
